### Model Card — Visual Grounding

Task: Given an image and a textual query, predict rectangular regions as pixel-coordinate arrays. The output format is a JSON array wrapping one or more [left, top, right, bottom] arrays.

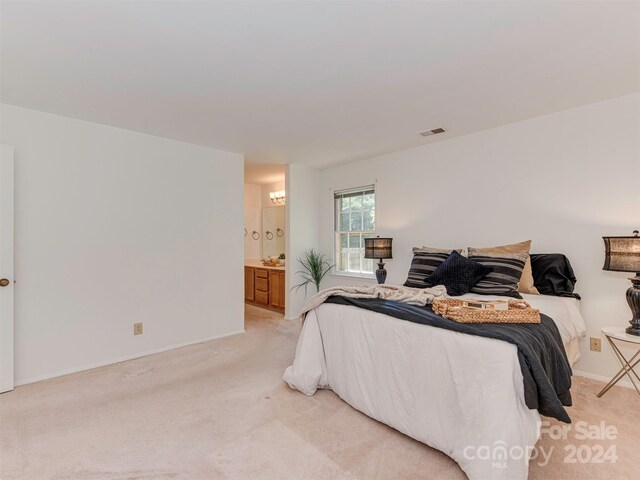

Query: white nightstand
[[596, 327, 640, 397]]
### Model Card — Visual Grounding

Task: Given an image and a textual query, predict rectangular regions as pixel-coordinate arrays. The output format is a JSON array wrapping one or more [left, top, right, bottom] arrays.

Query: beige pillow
[[469, 240, 539, 295], [412, 246, 462, 254]]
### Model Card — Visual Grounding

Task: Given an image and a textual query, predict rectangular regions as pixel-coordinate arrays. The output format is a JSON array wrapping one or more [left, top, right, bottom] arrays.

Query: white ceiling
[[2, 1, 639, 168]]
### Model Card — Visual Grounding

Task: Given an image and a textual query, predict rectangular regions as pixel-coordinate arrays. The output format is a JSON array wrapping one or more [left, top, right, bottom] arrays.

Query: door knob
[[0, 279, 10, 287]]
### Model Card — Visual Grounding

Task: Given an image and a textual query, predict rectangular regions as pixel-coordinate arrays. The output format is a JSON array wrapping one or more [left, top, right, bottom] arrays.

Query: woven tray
[[432, 298, 541, 324]]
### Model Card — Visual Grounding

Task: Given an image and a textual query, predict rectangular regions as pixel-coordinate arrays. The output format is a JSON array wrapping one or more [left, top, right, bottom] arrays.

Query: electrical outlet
[[133, 322, 143, 335], [590, 337, 601, 352]]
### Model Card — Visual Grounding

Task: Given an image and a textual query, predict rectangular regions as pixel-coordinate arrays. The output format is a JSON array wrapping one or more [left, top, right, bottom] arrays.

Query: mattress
[[284, 294, 586, 479]]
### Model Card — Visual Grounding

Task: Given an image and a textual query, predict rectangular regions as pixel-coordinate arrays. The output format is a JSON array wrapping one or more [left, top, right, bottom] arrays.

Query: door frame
[[0, 144, 14, 393]]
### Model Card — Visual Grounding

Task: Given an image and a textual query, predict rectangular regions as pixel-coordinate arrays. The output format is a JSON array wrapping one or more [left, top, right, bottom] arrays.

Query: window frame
[[333, 185, 376, 278]]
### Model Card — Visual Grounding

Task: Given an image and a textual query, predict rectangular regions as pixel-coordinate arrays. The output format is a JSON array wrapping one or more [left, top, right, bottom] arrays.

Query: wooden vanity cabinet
[[244, 267, 255, 302], [268, 270, 286, 311], [244, 266, 285, 313], [254, 268, 269, 306]]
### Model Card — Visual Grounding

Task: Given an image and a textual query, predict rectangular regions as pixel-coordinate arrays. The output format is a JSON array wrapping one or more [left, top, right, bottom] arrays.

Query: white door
[[0, 145, 14, 393]]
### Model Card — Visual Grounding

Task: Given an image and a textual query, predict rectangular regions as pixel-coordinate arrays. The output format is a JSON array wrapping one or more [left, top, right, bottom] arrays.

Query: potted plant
[[278, 253, 285, 266], [292, 249, 334, 294]]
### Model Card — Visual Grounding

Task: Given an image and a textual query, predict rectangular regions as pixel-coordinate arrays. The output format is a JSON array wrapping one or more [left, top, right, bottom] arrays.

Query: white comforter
[[283, 294, 586, 480]]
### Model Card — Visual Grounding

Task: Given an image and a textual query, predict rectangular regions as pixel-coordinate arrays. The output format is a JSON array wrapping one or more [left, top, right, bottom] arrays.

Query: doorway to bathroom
[[243, 164, 287, 319]]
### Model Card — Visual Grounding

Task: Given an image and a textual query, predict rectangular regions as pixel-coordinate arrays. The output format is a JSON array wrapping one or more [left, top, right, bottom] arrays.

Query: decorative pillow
[[415, 246, 468, 257], [424, 251, 492, 296], [530, 254, 581, 299], [412, 246, 463, 255], [468, 250, 529, 298], [469, 240, 538, 295], [404, 249, 457, 288]]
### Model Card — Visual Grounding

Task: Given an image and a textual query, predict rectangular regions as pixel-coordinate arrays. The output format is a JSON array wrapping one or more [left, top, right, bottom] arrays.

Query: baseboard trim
[[16, 334, 633, 391], [14, 329, 246, 387], [573, 369, 633, 390]]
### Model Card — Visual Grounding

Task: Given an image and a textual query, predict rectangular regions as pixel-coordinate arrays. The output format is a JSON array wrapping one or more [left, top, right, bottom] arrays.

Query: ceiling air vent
[[419, 128, 446, 137]]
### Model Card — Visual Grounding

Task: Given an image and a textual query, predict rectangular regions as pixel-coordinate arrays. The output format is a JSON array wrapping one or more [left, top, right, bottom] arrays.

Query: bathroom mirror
[[262, 206, 285, 258]]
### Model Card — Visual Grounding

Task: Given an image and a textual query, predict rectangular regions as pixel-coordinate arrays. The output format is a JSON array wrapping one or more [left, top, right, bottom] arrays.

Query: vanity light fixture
[[269, 190, 286, 204]]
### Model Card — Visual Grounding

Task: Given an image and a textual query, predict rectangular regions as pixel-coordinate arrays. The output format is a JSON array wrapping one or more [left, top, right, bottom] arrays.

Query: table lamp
[[365, 236, 393, 284], [603, 230, 640, 336]]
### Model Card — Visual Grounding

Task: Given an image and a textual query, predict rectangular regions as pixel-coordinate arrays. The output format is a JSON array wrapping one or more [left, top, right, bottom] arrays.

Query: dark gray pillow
[[530, 254, 581, 299], [424, 251, 492, 296], [404, 251, 452, 288], [468, 251, 529, 298]]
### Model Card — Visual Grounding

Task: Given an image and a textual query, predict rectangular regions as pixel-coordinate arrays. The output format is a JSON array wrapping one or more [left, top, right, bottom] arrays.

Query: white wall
[[285, 164, 320, 319], [1, 104, 245, 384], [317, 93, 640, 380], [244, 183, 262, 259]]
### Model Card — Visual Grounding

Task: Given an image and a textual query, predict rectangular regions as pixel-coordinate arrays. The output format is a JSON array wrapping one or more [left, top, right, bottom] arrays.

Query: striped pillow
[[404, 250, 456, 288], [468, 250, 529, 298]]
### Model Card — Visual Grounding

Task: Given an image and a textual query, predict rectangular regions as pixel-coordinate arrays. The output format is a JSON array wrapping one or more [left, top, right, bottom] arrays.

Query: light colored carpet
[[1, 304, 637, 479]]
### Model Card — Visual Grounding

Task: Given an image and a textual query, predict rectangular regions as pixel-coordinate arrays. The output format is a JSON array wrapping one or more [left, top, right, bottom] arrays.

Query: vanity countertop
[[245, 259, 286, 271]]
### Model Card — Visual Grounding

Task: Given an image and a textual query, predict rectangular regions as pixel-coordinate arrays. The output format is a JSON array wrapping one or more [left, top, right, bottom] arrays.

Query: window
[[334, 186, 375, 275]]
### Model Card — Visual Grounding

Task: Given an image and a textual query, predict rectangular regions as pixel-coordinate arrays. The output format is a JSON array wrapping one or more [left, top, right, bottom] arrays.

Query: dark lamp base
[[626, 324, 640, 336], [375, 261, 387, 285], [626, 274, 640, 336]]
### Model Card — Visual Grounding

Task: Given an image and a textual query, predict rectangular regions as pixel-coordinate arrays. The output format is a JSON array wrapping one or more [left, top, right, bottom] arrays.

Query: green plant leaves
[[292, 249, 334, 294]]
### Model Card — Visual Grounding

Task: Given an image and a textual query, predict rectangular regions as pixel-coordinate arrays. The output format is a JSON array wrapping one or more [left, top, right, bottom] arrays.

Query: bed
[[283, 292, 586, 480]]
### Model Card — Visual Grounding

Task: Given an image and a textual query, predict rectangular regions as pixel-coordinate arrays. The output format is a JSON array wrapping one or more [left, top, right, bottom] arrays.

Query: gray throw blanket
[[300, 284, 447, 319]]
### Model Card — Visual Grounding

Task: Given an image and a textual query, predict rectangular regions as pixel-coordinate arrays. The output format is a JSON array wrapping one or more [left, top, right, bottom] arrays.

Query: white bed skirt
[[284, 303, 543, 480]]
